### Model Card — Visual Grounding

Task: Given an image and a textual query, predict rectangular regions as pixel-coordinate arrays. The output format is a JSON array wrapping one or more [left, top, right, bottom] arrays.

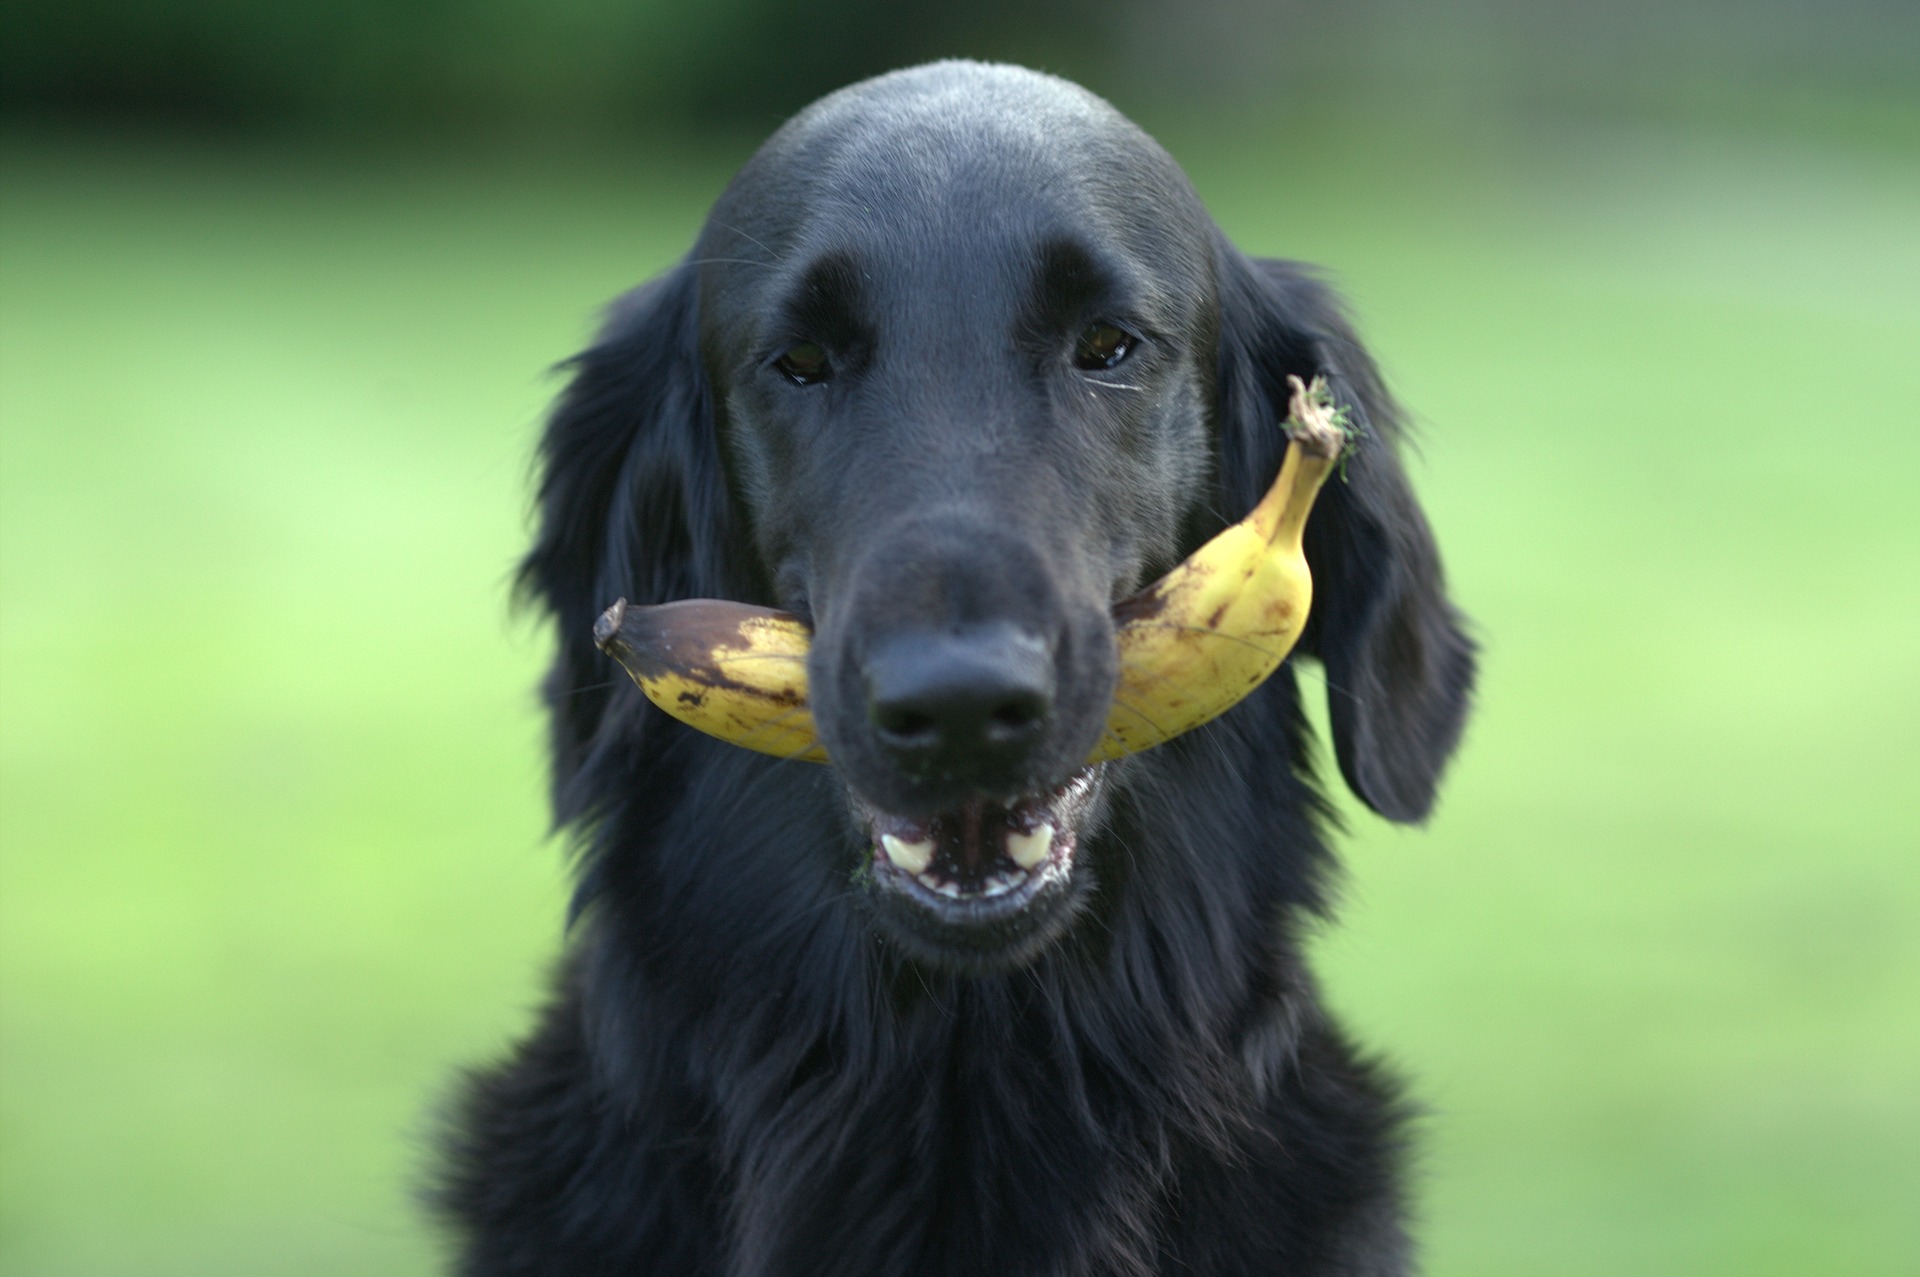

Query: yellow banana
[[593, 599, 825, 762], [594, 375, 1346, 764], [1090, 375, 1343, 759]]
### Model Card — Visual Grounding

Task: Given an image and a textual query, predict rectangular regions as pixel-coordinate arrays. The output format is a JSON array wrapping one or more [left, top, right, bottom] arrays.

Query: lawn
[[2, 120, 1916, 1275]]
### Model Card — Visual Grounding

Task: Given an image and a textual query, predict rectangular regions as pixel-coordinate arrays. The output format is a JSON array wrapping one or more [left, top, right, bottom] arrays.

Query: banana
[[594, 375, 1347, 764], [1090, 375, 1344, 759], [592, 599, 824, 762]]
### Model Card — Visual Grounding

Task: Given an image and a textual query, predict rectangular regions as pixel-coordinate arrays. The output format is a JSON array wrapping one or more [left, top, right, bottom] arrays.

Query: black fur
[[434, 62, 1474, 1275]]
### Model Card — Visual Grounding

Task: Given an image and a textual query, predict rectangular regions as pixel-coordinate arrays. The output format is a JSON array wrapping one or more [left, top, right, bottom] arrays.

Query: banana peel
[[592, 599, 826, 762], [594, 375, 1348, 764]]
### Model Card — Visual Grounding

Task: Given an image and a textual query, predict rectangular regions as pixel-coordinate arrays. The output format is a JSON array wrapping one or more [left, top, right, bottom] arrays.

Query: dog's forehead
[[698, 63, 1211, 310]]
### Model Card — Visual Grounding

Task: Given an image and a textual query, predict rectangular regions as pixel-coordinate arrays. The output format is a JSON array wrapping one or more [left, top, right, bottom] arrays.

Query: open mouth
[[854, 768, 1101, 924]]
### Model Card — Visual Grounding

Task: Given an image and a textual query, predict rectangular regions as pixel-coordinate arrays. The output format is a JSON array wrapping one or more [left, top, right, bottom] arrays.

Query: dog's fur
[[434, 62, 1475, 1275]]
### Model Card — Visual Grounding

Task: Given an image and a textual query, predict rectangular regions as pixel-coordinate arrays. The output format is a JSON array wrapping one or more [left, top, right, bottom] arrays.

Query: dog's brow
[[1027, 238, 1130, 333], [778, 251, 871, 348]]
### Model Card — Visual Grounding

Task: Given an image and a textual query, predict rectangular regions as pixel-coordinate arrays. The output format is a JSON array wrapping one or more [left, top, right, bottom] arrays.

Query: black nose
[[864, 624, 1055, 778]]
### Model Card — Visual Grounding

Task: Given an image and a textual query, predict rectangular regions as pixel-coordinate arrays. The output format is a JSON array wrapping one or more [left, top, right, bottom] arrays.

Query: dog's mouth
[[851, 768, 1102, 960], [863, 770, 1095, 906]]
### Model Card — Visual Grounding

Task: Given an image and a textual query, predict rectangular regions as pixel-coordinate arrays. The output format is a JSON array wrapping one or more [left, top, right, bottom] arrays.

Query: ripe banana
[[594, 375, 1347, 764], [593, 599, 825, 762], [1090, 375, 1344, 759]]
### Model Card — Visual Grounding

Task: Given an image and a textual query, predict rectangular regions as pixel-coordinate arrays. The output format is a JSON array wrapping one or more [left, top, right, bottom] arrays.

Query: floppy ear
[[1215, 250, 1476, 823], [519, 260, 738, 816]]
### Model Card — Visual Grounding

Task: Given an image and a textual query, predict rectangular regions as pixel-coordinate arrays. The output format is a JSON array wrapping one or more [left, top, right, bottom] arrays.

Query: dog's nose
[[864, 624, 1054, 777]]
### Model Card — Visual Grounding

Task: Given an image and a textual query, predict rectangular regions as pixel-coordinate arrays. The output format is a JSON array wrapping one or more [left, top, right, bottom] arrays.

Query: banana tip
[[593, 598, 629, 651], [1285, 374, 1347, 460]]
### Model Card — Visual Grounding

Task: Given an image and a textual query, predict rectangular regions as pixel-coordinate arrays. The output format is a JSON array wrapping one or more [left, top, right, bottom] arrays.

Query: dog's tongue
[[948, 801, 994, 876]]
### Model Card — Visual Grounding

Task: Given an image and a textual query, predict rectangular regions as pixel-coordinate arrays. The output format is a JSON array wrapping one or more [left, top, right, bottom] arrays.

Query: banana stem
[[1255, 375, 1347, 549], [1284, 374, 1349, 461]]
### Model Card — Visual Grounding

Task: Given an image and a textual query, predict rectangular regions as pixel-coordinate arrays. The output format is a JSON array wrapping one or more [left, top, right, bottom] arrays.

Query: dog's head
[[524, 63, 1474, 972]]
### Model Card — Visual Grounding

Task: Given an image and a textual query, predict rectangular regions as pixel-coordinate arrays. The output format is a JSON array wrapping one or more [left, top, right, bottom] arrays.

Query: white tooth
[[881, 834, 935, 875], [1007, 823, 1054, 870]]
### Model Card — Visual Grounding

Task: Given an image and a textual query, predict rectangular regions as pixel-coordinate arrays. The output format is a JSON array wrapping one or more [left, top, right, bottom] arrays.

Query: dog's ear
[[519, 261, 736, 813], [1215, 251, 1476, 823]]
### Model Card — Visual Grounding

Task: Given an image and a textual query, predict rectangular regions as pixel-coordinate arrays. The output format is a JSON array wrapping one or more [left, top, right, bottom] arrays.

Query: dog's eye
[[774, 342, 831, 385], [1074, 323, 1135, 371]]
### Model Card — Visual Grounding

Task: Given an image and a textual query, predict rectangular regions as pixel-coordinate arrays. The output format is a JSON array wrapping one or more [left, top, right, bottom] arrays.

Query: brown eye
[[1074, 323, 1135, 371], [775, 341, 830, 385]]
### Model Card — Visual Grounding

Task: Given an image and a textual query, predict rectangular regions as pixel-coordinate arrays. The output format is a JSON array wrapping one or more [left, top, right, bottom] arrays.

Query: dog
[[434, 60, 1475, 1275]]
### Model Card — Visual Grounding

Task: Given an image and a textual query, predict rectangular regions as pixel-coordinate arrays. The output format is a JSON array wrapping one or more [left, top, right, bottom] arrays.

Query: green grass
[[3, 122, 1917, 1275]]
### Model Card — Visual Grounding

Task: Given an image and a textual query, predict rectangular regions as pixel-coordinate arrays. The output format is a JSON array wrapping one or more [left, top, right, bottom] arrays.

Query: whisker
[[1107, 696, 1173, 745], [560, 679, 622, 699], [683, 257, 777, 270], [1294, 661, 1364, 708], [773, 732, 827, 764], [1116, 656, 1204, 698], [788, 882, 864, 926], [710, 219, 778, 260], [910, 960, 948, 1018], [1117, 621, 1283, 660], [1095, 720, 1130, 757]]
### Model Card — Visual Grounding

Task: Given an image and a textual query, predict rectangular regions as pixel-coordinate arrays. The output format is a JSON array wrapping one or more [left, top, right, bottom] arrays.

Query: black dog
[[435, 61, 1474, 1275]]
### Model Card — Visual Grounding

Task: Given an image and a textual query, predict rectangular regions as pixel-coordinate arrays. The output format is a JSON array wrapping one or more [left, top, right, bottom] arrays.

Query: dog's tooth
[[1007, 823, 1054, 870], [912, 871, 963, 899], [881, 834, 935, 875]]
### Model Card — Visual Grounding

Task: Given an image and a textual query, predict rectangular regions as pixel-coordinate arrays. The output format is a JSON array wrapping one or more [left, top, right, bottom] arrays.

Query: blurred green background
[[2, 2, 1917, 1273]]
